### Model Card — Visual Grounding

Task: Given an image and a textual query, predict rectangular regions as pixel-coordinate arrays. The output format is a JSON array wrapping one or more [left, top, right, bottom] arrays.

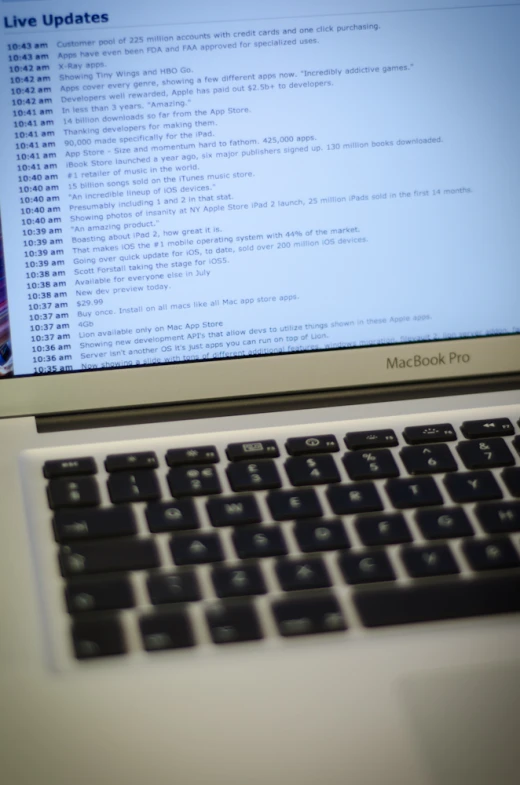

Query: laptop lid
[[0, 0, 518, 418]]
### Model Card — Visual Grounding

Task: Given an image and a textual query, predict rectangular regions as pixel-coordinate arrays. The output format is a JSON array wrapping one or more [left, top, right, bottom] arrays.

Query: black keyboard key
[[355, 513, 412, 546], [327, 482, 383, 515], [226, 440, 279, 461], [401, 544, 459, 577], [475, 502, 520, 533], [166, 445, 219, 466], [514, 436, 520, 457], [444, 471, 503, 503], [415, 507, 473, 539], [285, 434, 339, 455], [47, 476, 100, 510], [226, 459, 282, 492], [267, 488, 322, 520], [44, 457, 97, 479], [400, 444, 457, 475], [206, 603, 263, 644], [107, 470, 161, 504], [461, 418, 514, 439], [105, 452, 158, 472], [145, 499, 199, 533], [294, 519, 349, 552], [232, 526, 288, 559], [502, 467, 520, 497], [343, 449, 399, 480], [403, 423, 457, 444], [344, 429, 398, 450], [212, 564, 266, 598], [463, 538, 520, 571], [339, 551, 395, 584], [285, 454, 340, 486], [386, 476, 443, 508], [139, 610, 195, 651], [65, 577, 135, 614], [59, 539, 159, 577], [207, 495, 262, 527], [167, 466, 221, 497], [272, 595, 346, 636], [72, 617, 126, 659], [53, 506, 137, 542], [147, 571, 201, 605], [354, 575, 520, 627], [457, 438, 514, 470], [276, 557, 331, 591], [170, 532, 224, 565]]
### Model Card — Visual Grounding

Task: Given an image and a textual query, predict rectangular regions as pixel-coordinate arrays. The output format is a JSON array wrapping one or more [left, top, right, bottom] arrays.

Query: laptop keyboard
[[34, 414, 520, 662]]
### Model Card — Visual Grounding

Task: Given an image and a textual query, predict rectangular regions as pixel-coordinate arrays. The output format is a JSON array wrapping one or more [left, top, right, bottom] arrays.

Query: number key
[[400, 444, 457, 475], [457, 438, 514, 470], [107, 470, 161, 503], [285, 454, 340, 486], [226, 459, 281, 491], [343, 449, 399, 480], [167, 466, 221, 497]]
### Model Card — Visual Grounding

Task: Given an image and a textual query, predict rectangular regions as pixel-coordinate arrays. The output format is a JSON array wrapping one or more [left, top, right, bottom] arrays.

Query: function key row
[[41, 416, 520, 475], [43, 426, 520, 481]]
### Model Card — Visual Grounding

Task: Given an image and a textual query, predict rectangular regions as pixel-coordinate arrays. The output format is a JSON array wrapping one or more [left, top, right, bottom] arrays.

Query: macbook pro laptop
[[1, 1, 519, 784]]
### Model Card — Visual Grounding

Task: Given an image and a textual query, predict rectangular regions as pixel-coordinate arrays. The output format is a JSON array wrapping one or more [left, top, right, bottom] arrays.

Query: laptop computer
[[1, 1, 519, 783]]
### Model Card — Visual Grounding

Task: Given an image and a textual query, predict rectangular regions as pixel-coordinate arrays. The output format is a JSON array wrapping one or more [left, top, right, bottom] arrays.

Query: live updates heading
[[4, 12, 109, 29]]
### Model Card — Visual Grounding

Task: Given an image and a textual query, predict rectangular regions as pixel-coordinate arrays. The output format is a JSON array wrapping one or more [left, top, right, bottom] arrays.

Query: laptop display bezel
[[1, 333, 518, 417]]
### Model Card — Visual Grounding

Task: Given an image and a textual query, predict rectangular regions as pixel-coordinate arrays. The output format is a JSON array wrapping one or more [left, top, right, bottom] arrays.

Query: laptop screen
[[0, 0, 518, 380]]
